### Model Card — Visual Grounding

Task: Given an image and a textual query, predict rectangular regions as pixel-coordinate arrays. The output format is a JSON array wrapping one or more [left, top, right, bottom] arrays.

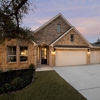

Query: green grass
[[0, 71, 86, 100]]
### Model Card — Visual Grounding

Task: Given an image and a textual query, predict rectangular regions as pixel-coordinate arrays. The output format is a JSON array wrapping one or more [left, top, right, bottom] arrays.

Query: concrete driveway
[[53, 64, 100, 100]]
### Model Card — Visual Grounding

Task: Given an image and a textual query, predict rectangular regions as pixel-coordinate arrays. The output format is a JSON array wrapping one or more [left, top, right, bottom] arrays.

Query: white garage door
[[56, 51, 87, 66], [90, 51, 100, 64]]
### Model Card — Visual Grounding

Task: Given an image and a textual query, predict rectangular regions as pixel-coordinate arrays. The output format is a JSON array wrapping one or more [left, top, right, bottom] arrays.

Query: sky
[[22, 0, 100, 43]]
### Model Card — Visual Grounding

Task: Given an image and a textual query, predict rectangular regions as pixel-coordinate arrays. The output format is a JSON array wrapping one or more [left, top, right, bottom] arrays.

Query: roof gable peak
[[50, 27, 92, 47], [33, 13, 72, 34]]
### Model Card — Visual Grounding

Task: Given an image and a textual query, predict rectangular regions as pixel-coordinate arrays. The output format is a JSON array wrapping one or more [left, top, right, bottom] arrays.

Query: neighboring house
[[0, 13, 100, 70], [92, 41, 100, 46]]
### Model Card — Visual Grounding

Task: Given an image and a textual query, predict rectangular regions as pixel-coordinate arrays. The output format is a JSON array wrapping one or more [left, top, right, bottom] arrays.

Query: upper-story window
[[57, 24, 61, 33], [70, 34, 74, 42], [8, 46, 16, 62]]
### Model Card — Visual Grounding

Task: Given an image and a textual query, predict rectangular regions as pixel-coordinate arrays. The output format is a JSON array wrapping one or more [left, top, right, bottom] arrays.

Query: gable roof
[[49, 27, 73, 45], [33, 13, 72, 34], [50, 27, 92, 47], [32, 13, 93, 47]]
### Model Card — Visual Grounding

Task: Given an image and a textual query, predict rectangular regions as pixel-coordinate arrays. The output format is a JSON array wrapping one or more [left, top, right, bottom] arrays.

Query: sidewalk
[[36, 65, 54, 71]]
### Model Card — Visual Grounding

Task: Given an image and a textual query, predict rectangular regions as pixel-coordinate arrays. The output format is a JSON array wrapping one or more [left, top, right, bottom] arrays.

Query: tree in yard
[[0, 0, 35, 43], [97, 38, 100, 42]]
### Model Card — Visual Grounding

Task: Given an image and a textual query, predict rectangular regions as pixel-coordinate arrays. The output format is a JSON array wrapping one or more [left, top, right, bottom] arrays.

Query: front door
[[41, 47, 47, 64]]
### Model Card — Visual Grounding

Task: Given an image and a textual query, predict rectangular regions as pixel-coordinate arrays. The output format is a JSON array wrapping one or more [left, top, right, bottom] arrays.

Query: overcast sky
[[22, 0, 100, 43]]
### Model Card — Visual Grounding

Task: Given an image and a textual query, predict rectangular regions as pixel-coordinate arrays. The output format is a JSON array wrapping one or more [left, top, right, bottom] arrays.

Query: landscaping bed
[[0, 71, 86, 100], [0, 64, 35, 94]]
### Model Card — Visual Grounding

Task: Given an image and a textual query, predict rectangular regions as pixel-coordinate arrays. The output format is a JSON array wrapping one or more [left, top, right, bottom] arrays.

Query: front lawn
[[0, 71, 86, 100]]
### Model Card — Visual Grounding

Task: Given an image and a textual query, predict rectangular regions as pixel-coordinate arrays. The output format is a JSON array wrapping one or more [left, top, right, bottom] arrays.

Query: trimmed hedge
[[0, 63, 35, 94]]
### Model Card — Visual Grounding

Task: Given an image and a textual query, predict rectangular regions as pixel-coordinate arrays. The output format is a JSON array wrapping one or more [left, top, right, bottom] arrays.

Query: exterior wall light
[[52, 48, 56, 55], [87, 48, 90, 54], [52, 51, 55, 55]]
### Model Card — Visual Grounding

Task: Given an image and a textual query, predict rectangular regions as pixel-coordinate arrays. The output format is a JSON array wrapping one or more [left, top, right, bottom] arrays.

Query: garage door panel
[[90, 51, 100, 64], [56, 51, 86, 66]]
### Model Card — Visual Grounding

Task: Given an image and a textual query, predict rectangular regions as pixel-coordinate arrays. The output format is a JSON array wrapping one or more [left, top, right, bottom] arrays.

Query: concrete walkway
[[54, 64, 100, 100], [36, 65, 53, 71]]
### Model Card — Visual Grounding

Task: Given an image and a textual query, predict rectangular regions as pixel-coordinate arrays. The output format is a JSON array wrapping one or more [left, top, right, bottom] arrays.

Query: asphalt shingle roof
[[91, 42, 100, 46]]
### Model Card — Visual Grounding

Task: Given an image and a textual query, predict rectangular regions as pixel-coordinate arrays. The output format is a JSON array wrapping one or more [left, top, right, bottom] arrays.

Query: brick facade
[[0, 39, 37, 71], [34, 16, 71, 45], [54, 29, 87, 46]]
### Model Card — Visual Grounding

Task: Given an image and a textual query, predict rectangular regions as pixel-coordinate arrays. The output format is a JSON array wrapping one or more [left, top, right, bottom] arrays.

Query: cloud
[[33, 19, 48, 24], [69, 17, 100, 34], [22, 0, 100, 42], [31, 26, 39, 30], [23, 17, 49, 24], [23, 18, 50, 30], [68, 17, 100, 42], [30, 18, 49, 30], [34, 0, 100, 18]]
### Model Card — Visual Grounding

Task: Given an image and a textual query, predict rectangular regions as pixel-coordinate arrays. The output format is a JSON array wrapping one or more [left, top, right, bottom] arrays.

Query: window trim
[[7, 45, 28, 63]]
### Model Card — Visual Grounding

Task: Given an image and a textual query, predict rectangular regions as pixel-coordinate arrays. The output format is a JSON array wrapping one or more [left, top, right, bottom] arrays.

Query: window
[[20, 47, 28, 62], [8, 46, 16, 62], [57, 24, 61, 33], [70, 34, 74, 42]]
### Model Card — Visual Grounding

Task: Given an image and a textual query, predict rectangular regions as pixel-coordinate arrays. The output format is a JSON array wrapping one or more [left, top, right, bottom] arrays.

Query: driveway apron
[[53, 64, 100, 100]]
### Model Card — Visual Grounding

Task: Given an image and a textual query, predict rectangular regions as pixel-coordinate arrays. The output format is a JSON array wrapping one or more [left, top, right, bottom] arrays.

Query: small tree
[[97, 38, 100, 42]]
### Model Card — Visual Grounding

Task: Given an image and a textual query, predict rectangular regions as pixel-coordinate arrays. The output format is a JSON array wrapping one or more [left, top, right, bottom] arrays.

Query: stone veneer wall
[[49, 47, 52, 66], [49, 47, 55, 66], [0, 39, 37, 71], [34, 16, 71, 45], [54, 29, 87, 46]]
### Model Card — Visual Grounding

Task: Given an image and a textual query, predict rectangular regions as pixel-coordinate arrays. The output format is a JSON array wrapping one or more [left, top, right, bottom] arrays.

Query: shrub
[[11, 77, 23, 90], [29, 63, 35, 70], [0, 70, 16, 85], [21, 70, 33, 86], [0, 70, 2, 73], [3, 83, 12, 93], [0, 64, 35, 94]]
